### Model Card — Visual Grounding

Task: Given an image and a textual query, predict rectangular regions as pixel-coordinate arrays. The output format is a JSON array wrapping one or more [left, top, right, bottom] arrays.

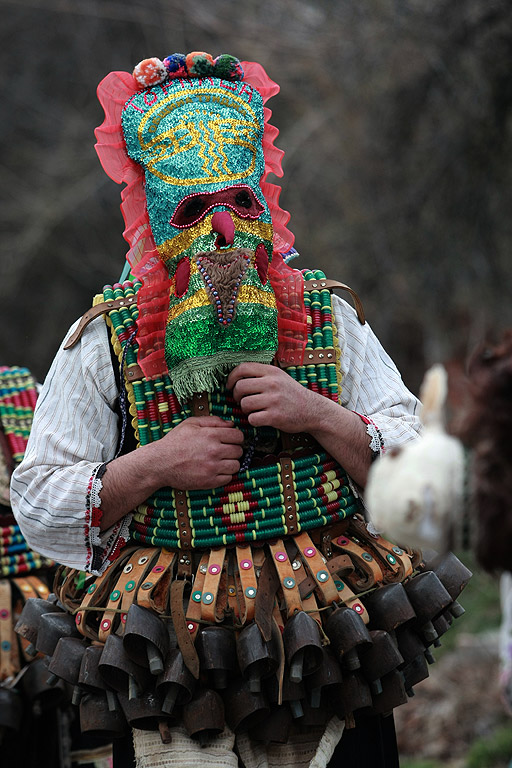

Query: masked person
[[12, 53, 432, 768]]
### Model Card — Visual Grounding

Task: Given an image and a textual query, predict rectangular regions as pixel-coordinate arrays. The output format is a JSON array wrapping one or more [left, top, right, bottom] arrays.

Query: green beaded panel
[[103, 270, 360, 550]]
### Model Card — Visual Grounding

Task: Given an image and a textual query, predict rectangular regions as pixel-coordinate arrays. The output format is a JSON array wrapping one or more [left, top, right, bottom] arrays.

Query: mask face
[[122, 76, 278, 400]]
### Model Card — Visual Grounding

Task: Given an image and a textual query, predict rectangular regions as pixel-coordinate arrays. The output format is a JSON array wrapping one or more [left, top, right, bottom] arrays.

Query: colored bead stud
[[386, 555, 397, 565], [245, 587, 257, 599], [0, 609, 9, 620], [202, 592, 214, 605], [240, 559, 252, 570], [283, 577, 296, 589], [362, 552, 373, 562], [152, 565, 165, 573], [110, 590, 121, 601], [337, 537, 349, 546], [304, 546, 316, 557], [352, 604, 364, 614], [275, 551, 287, 562], [209, 564, 221, 575], [101, 619, 111, 631], [125, 580, 136, 592], [192, 590, 202, 603], [316, 570, 329, 583]]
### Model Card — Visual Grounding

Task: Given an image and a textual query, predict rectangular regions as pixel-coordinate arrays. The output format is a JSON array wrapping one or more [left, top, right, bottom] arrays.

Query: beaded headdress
[[95, 52, 306, 401]]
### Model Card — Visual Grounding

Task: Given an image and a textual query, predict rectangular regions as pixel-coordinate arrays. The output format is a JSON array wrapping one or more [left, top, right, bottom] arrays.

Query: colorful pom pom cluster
[[132, 52, 244, 89]]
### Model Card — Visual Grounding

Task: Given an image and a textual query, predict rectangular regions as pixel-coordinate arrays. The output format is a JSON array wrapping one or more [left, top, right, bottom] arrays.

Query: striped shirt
[[11, 295, 421, 574]]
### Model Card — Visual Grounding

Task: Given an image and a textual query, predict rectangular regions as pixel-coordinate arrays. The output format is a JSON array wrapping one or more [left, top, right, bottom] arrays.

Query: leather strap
[[279, 458, 298, 535], [185, 553, 209, 639], [303, 279, 365, 325], [348, 516, 413, 582], [254, 550, 281, 642], [235, 545, 258, 624], [64, 296, 138, 350], [174, 489, 193, 550], [268, 539, 303, 619], [190, 392, 210, 417], [293, 531, 340, 605], [172, 578, 200, 679], [98, 548, 157, 642], [201, 547, 226, 624], [302, 348, 337, 366], [331, 533, 384, 591], [137, 548, 176, 613]]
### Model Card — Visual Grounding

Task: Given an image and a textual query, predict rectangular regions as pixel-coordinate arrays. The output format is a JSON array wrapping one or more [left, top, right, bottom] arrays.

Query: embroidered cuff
[[354, 412, 385, 460], [85, 462, 132, 575]]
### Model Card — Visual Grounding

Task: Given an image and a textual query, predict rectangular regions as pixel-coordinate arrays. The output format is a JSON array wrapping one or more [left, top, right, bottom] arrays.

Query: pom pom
[[163, 53, 187, 80], [186, 51, 215, 77], [214, 54, 244, 81], [132, 58, 167, 89]]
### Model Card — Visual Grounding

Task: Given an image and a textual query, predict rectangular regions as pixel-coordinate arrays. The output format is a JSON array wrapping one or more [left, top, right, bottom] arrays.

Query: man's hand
[[157, 416, 244, 490], [227, 362, 317, 433], [98, 416, 244, 530], [227, 362, 372, 488]]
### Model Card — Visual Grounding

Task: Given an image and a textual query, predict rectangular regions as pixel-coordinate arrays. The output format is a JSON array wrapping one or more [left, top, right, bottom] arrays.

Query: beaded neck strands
[[103, 270, 359, 550]]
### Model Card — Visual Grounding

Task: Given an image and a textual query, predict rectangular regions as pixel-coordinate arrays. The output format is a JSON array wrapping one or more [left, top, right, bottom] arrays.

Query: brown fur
[[457, 330, 512, 572]]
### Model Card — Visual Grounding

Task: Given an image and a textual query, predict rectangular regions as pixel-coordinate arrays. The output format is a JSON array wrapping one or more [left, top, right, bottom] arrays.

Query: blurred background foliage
[[1, 0, 512, 392]]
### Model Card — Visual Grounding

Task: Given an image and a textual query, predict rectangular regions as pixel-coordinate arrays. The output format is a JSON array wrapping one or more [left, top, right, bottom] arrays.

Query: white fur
[[365, 364, 465, 551]]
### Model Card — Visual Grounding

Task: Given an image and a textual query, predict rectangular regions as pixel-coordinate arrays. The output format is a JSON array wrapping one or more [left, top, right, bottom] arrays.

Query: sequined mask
[[121, 74, 277, 401]]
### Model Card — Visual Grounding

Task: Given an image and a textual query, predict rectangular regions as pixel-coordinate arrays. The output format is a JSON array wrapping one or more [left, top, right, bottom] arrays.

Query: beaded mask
[[97, 53, 297, 401]]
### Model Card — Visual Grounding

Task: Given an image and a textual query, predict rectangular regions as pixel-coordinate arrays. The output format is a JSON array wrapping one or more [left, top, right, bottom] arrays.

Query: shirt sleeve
[[332, 294, 422, 453], [11, 316, 132, 575]]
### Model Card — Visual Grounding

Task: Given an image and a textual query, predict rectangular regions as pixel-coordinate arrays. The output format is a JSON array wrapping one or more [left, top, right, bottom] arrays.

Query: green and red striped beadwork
[[103, 270, 360, 550]]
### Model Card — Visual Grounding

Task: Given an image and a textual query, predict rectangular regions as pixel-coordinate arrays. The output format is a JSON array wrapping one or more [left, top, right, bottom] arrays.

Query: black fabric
[[329, 712, 399, 768], [113, 733, 136, 767]]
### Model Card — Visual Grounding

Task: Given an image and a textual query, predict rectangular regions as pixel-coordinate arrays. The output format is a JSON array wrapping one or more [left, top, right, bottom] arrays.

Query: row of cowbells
[[7, 550, 471, 744]]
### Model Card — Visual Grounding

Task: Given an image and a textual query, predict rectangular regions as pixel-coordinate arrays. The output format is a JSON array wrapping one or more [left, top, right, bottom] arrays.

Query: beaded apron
[[30, 273, 471, 744], [104, 270, 360, 550], [0, 367, 53, 688]]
